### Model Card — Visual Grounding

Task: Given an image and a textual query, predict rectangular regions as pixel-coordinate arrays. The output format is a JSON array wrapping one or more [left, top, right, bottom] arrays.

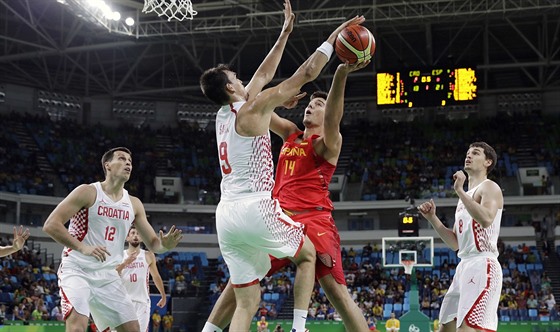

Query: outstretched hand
[[159, 225, 183, 251], [328, 15, 366, 44], [282, 92, 307, 109], [281, 0, 295, 34], [338, 59, 371, 73], [12, 226, 30, 251]]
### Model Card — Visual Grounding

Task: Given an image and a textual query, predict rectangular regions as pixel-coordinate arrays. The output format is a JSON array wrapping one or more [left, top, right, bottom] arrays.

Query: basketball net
[[143, 0, 198, 21], [402, 260, 414, 275]]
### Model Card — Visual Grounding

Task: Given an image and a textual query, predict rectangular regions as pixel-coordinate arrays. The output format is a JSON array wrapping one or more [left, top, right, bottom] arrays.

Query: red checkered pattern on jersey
[[63, 208, 89, 256], [260, 199, 305, 253], [465, 258, 501, 330]]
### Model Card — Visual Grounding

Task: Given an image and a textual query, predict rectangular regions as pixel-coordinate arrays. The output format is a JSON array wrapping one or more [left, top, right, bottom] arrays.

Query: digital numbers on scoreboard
[[377, 67, 477, 108], [398, 214, 419, 237]]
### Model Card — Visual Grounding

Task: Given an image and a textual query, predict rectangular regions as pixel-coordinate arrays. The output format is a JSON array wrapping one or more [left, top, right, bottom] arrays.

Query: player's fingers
[[285, 0, 292, 13], [293, 92, 307, 100]]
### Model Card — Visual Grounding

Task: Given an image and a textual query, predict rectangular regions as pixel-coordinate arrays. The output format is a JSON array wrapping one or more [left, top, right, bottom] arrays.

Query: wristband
[[316, 41, 334, 61]]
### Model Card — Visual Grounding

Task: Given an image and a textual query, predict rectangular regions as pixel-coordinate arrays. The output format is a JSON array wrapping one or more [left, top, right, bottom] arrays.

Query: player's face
[[464, 146, 489, 172], [225, 70, 248, 100], [127, 228, 142, 247], [302, 97, 326, 127], [106, 151, 132, 180]]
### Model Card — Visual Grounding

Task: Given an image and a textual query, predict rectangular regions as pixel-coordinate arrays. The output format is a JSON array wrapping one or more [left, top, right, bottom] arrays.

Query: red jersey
[[273, 131, 336, 212]]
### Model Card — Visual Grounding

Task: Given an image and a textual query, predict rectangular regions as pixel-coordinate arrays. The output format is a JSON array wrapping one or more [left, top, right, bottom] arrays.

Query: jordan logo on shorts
[[468, 276, 475, 284]]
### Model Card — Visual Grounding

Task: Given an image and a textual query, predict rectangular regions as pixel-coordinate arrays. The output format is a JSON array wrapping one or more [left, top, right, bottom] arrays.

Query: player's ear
[[225, 82, 235, 94]]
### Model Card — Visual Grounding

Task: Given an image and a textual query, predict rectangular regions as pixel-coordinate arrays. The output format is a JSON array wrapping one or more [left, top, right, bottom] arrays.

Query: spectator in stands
[[0, 304, 5, 324], [0, 226, 30, 258], [367, 316, 379, 332], [544, 293, 556, 311], [527, 294, 539, 309], [257, 316, 269, 332], [42, 147, 182, 332], [152, 309, 161, 332], [267, 303, 278, 320], [372, 302, 382, 320], [273, 323, 285, 332], [256, 301, 269, 318], [362, 243, 373, 257], [385, 312, 400, 332], [51, 304, 63, 321], [162, 311, 173, 332]]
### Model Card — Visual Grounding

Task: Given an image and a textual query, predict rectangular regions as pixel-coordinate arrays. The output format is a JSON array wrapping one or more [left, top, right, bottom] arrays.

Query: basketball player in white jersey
[[43, 147, 183, 332], [115, 226, 167, 332], [0, 226, 30, 257], [199, 0, 365, 330], [417, 142, 503, 332]]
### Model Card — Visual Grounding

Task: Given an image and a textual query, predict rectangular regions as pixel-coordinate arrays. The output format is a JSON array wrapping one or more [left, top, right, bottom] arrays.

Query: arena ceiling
[[0, 0, 559, 102]]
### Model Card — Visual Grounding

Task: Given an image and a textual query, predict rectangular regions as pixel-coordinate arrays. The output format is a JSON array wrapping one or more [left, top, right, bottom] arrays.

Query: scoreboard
[[398, 214, 419, 237], [377, 67, 477, 108]]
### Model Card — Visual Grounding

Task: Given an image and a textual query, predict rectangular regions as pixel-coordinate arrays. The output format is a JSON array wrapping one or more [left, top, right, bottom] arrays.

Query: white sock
[[292, 309, 308, 332], [201, 322, 222, 332]]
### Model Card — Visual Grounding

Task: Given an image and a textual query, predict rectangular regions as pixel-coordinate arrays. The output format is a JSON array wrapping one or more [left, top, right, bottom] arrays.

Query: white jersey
[[454, 179, 502, 259], [120, 249, 150, 304], [215, 101, 275, 201], [61, 182, 135, 270]]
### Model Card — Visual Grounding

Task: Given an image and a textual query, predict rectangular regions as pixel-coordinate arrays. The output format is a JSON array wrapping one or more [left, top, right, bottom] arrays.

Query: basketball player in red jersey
[[43, 147, 183, 332], [201, 61, 371, 332]]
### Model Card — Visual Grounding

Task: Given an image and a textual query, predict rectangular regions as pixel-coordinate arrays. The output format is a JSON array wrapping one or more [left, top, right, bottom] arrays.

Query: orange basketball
[[335, 25, 376, 64]]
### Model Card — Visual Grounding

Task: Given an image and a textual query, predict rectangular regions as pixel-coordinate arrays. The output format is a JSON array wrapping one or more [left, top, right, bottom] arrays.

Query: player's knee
[[296, 237, 316, 264], [236, 288, 261, 311]]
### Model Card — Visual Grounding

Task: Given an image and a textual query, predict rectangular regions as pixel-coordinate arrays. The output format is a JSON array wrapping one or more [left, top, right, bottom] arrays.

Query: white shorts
[[216, 195, 305, 287], [439, 256, 502, 331], [108, 301, 150, 332], [58, 260, 138, 330], [133, 300, 151, 332]]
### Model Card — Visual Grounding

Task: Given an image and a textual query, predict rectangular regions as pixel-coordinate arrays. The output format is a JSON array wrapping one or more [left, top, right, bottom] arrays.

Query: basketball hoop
[[143, 0, 198, 21], [402, 260, 414, 275]]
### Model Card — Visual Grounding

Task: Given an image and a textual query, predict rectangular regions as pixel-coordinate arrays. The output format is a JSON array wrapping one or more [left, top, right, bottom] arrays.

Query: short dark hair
[[310, 91, 328, 101], [200, 64, 233, 105], [469, 142, 497, 174], [101, 147, 132, 176]]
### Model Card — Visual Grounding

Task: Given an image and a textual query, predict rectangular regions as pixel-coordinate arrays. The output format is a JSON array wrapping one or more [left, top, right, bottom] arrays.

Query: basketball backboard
[[381, 236, 434, 268]]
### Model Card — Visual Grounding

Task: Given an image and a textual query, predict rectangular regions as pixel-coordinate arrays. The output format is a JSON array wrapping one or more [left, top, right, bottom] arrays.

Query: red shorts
[[269, 211, 345, 285]]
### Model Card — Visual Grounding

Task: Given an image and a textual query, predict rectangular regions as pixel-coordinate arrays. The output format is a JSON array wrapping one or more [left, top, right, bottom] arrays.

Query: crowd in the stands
[[1, 112, 559, 205]]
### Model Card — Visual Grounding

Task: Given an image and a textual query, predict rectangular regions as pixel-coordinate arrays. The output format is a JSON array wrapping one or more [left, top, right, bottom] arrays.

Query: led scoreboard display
[[377, 68, 477, 108]]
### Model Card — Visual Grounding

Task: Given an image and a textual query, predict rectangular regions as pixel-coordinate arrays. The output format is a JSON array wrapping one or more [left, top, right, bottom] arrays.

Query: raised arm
[[238, 16, 365, 136], [322, 60, 370, 161], [245, 0, 295, 100], [454, 174, 503, 228], [131, 197, 183, 254]]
